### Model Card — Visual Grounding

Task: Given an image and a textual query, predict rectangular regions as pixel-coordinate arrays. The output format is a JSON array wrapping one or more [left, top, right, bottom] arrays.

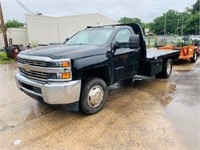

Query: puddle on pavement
[[173, 60, 196, 72], [23, 102, 56, 122], [165, 62, 200, 149], [166, 100, 200, 149], [0, 98, 56, 127], [108, 78, 175, 107], [0, 63, 56, 127], [0, 119, 8, 131], [134, 80, 176, 106], [108, 66, 200, 149], [175, 69, 193, 73]]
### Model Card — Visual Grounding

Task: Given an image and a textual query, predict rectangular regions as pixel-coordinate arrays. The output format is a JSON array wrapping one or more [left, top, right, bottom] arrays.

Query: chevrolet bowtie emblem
[[24, 64, 31, 72]]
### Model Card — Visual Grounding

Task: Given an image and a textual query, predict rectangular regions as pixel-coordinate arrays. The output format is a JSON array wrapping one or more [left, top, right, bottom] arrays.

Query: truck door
[[112, 28, 139, 82]]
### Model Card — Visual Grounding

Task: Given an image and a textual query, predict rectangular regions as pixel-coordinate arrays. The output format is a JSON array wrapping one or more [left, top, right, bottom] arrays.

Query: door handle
[[132, 49, 139, 52]]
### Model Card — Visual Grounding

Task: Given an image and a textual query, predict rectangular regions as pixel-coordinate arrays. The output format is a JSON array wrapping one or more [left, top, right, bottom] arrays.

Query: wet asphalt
[[0, 59, 199, 150]]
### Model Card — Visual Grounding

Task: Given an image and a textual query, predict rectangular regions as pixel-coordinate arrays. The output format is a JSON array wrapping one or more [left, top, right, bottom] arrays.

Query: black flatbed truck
[[15, 23, 179, 114]]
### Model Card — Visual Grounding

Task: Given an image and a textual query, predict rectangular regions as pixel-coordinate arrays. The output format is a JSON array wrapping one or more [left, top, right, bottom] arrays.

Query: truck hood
[[20, 44, 108, 59]]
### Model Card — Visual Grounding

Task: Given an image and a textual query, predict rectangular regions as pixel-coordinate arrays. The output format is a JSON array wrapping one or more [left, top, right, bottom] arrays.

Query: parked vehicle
[[159, 38, 199, 63], [5, 44, 31, 59], [15, 23, 179, 114]]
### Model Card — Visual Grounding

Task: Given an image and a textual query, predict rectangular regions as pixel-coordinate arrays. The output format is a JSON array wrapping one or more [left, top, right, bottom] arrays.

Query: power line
[[16, 0, 34, 14]]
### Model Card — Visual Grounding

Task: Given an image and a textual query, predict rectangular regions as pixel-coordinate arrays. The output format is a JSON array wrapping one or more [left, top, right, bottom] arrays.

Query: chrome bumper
[[15, 73, 81, 105]]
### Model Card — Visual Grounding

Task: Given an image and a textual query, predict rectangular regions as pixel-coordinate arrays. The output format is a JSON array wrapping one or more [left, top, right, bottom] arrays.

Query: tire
[[156, 59, 172, 78], [191, 52, 198, 63], [12, 48, 20, 59], [80, 77, 108, 114]]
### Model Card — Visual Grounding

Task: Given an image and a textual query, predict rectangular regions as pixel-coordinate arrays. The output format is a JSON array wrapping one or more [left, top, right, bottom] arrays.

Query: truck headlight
[[54, 61, 71, 67], [56, 72, 71, 79], [48, 59, 72, 80]]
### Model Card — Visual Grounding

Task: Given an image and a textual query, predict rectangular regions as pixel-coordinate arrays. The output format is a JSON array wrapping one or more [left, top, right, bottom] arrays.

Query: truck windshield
[[65, 28, 113, 45]]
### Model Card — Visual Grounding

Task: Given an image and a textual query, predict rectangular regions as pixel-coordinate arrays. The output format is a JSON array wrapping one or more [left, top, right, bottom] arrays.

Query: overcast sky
[[1, 0, 197, 23]]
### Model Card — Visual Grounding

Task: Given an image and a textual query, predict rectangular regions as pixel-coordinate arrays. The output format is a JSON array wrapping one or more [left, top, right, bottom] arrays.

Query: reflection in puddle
[[175, 70, 193, 73], [166, 62, 200, 149], [108, 79, 175, 107], [166, 100, 200, 149]]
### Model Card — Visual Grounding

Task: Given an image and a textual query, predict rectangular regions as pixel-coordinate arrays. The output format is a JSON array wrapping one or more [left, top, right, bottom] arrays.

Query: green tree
[[184, 0, 200, 35], [183, 13, 199, 35], [5, 19, 24, 28], [149, 10, 190, 35], [191, 0, 200, 14], [118, 17, 146, 28], [119, 17, 135, 24], [148, 0, 200, 35]]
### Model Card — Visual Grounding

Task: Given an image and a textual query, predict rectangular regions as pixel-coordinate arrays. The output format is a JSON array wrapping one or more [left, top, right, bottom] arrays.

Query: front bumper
[[15, 73, 81, 105]]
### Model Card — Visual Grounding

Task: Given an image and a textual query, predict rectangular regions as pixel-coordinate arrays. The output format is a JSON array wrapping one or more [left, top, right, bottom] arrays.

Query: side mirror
[[129, 35, 140, 49], [111, 42, 120, 53], [64, 38, 69, 44], [113, 42, 119, 49]]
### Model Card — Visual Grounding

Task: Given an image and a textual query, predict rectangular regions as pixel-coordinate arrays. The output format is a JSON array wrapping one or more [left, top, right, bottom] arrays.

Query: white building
[[0, 13, 116, 49], [0, 28, 29, 49], [26, 13, 117, 45]]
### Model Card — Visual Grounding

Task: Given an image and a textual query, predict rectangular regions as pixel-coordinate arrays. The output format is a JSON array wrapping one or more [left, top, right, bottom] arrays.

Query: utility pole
[[164, 13, 167, 36], [0, 2, 8, 48], [199, 0, 200, 35], [181, 17, 184, 36], [195, 23, 198, 35], [177, 19, 180, 35]]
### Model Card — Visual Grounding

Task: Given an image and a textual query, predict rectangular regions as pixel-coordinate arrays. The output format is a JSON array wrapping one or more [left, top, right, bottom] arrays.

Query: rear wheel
[[191, 52, 198, 63], [80, 77, 108, 114], [156, 59, 172, 78]]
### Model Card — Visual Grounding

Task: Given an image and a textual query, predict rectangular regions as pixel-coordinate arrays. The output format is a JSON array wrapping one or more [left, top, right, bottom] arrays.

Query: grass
[[0, 51, 15, 64]]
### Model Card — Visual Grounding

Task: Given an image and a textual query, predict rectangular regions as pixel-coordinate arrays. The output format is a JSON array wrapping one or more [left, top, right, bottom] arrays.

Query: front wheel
[[156, 59, 172, 78], [191, 52, 198, 63], [80, 77, 108, 114]]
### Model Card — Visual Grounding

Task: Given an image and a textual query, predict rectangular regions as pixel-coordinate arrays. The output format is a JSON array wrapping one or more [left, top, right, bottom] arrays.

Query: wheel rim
[[87, 85, 104, 108], [167, 61, 171, 75], [194, 53, 197, 60]]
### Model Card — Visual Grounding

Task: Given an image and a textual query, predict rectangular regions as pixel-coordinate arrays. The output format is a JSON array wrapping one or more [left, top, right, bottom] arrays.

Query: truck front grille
[[18, 57, 47, 67], [17, 55, 71, 82], [19, 67, 48, 81]]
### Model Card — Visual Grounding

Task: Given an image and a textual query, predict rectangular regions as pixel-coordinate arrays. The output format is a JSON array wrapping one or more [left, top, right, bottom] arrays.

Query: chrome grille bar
[[19, 67, 48, 80], [18, 57, 47, 67]]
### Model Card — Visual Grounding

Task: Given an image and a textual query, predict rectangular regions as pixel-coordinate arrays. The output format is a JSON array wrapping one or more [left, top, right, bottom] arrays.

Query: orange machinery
[[159, 43, 199, 63]]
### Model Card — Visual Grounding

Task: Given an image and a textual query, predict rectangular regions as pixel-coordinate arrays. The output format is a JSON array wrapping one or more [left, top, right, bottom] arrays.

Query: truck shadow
[[106, 79, 174, 110], [173, 59, 190, 65]]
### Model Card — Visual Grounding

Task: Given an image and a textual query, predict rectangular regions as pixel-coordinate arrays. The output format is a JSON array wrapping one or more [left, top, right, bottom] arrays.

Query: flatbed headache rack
[[87, 24, 120, 29], [87, 23, 144, 28]]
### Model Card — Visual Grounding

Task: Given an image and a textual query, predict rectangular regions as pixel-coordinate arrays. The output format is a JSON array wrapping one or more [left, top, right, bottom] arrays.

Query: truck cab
[[15, 23, 179, 114]]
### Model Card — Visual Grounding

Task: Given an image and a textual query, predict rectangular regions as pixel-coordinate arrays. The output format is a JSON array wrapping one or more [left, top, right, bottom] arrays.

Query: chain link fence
[[145, 36, 183, 47]]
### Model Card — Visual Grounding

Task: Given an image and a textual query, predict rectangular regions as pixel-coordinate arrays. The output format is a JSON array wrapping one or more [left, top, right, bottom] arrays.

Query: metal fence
[[145, 36, 182, 47]]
